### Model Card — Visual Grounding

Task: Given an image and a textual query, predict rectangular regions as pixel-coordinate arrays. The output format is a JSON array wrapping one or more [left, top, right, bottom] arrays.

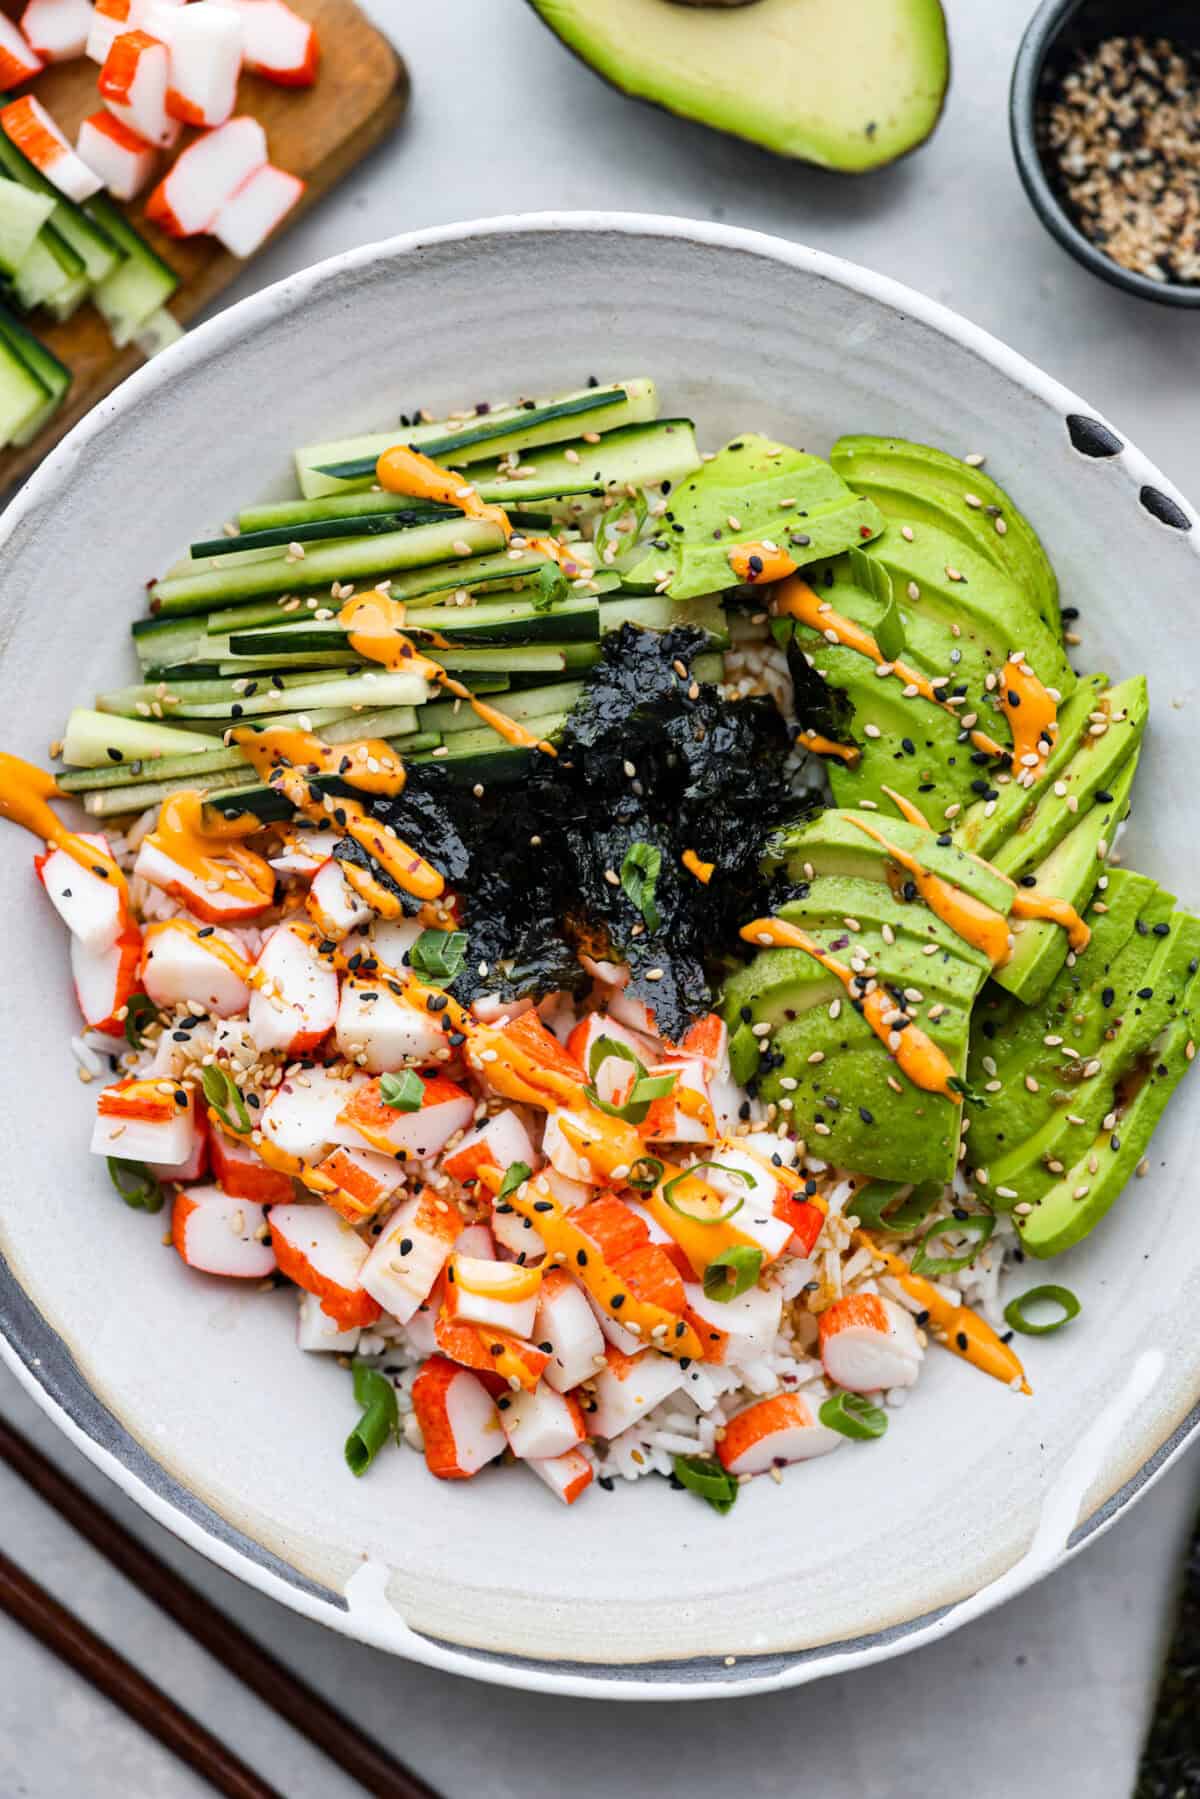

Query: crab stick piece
[[358, 1186, 460, 1324], [91, 1076, 197, 1165], [589, 1345, 685, 1439], [305, 857, 369, 940], [20, 0, 93, 63], [607, 987, 663, 1042], [296, 1289, 359, 1354], [248, 921, 338, 1056], [209, 1125, 294, 1204], [586, 1289, 643, 1358], [333, 979, 445, 1073], [268, 828, 333, 877], [86, 0, 179, 63], [442, 1109, 537, 1186], [212, 0, 316, 85], [211, 161, 303, 257], [35, 833, 125, 954], [433, 1306, 549, 1393], [141, 918, 251, 1017], [312, 1143, 403, 1223], [337, 1073, 473, 1162], [818, 1293, 923, 1393], [526, 1448, 593, 1506], [146, 1109, 207, 1183], [701, 1148, 794, 1261], [268, 1202, 380, 1330], [164, 2, 242, 126], [542, 1111, 607, 1185], [71, 922, 142, 1034], [454, 1222, 496, 1259], [623, 1199, 693, 1282], [0, 11, 42, 84], [717, 1392, 843, 1476], [683, 1281, 783, 1366], [0, 96, 101, 201], [444, 1254, 541, 1338], [680, 1017, 745, 1129], [572, 1195, 649, 1267], [534, 1269, 605, 1393], [99, 30, 178, 149], [171, 1184, 274, 1278], [641, 1058, 715, 1146], [499, 1383, 586, 1461], [259, 1065, 364, 1163], [776, 1194, 825, 1257], [132, 800, 272, 924], [565, 1009, 655, 1071], [145, 113, 265, 235], [490, 1201, 544, 1261], [412, 1356, 506, 1480], [75, 109, 157, 199]]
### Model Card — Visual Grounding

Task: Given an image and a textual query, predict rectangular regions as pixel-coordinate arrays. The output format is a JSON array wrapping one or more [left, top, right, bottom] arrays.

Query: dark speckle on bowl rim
[[1066, 414, 1124, 458]]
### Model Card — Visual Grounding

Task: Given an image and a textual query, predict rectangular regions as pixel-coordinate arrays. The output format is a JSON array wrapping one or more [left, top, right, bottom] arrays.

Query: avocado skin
[[832, 435, 1061, 639], [524, 0, 950, 175]]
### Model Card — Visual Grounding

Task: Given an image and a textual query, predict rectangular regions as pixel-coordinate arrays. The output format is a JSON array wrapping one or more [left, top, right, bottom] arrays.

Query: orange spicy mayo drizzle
[[339, 589, 558, 756], [0, 751, 127, 893], [375, 443, 583, 578], [997, 655, 1058, 779], [266, 763, 443, 907], [144, 918, 254, 984], [852, 1227, 1030, 1392], [149, 792, 275, 910], [232, 725, 405, 798], [770, 576, 1010, 761], [740, 915, 962, 1101], [847, 816, 1012, 967], [794, 729, 861, 766], [681, 848, 715, 884]]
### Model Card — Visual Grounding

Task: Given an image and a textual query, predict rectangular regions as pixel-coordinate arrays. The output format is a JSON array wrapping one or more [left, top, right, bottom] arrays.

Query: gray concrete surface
[[3, 0, 1198, 1792]]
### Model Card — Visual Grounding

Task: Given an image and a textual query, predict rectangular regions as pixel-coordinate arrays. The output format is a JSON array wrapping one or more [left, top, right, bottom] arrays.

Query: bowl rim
[[1009, 0, 1200, 308], [2, 209, 1199, 1701]]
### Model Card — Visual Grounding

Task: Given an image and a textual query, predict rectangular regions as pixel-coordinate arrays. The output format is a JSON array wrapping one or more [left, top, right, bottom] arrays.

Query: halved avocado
[[525, 0, 950, 174]]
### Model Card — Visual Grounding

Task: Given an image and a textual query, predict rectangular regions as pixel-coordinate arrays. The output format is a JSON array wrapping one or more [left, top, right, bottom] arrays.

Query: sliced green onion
[[380, 1069, 424, 1112], [584, 1035, 676, 1125], [620, 841, 662, 932], [531, 563, 570, 612], [627, 1155, 665, 1193], [344, 1363, 399, 1477], [122, 992, 158, 1050], [1003, 1285, 1081, 1336], [107, 1158, 164, 1214], [672, 1454, 738, 1515], [408, 928, 468, 982], [819, 1392, 888, 1440], [910, 1211, 996, 1277], [200, 1064, 251, 1133], [853, 1180, 943, 1235], [702, 1245, 762, 1302], [661, 1161, 751, 1224], [497, 1160, 531, 1201]]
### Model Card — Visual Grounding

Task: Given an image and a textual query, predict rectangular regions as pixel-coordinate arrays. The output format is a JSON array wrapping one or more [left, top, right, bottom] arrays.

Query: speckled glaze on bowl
[[1, 215, 1198, 1701]]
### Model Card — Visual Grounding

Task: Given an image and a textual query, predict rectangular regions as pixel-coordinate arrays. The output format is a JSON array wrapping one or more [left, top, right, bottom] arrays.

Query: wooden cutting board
[[0, 0, 408, 489]]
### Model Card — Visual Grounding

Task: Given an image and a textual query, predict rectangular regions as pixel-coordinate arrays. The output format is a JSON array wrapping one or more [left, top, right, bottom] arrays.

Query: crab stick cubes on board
[[717, 1392, 844, 1476], [818, 1293, 923, 1393], [526, 1448, 593, 1506], [145, 113, 265, 235], [86, 0, 181, 64], [164, 3, 242, 127], [0, 12, 43, 85], [99, 30, 179, 149], [248, 921, 338, 1056], [20, 0, 93, 63], [337, 1073, 473, 1162], [534, 1270, 605, 1393], [268, 1202, 380, 1329], [589, 1345, 685, 1439], [91, 1077, 198, 1165], [411, 1357, 505, 1481], [141, 919, 251, 1017], [0, 97, 102, 202], [358, 1187, 460, 1324], [209, 1126, 294, 1205], [35, 834, 126, 954], [333, 979, 446, 1073], [171, 1184, 275, 1278], [212, 0, 317, 85], [71, 922, 142, 1034], [211, 161, 304, 257], [499, 1383, 585, 1461], [76, 110, 158, 200]]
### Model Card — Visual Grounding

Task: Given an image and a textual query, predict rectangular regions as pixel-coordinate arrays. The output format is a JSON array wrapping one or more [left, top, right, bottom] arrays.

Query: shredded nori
[[357, 625, 795, 1038], [1136, 1499, 1200, 1797]]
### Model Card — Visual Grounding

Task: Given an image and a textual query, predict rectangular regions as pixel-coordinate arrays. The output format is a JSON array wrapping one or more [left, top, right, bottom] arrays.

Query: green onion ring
[[1003, 1285, 1081, 1336], [819, 1392, 889, 1440], [910, 1210, 996, 1277], [106, 1158, 164, 1214], [661, 1161, 751, 1223], [344, 1363, 399, 1476], [671, 1454, 739, 1515]]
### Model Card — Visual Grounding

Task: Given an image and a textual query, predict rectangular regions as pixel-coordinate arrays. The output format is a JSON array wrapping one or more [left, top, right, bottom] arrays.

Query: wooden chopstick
[[0, 1417, 441, 1799], [0, 1546, 284, 1799]]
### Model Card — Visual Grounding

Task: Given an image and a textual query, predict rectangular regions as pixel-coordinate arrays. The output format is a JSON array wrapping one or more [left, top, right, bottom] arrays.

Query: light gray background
[[3, 1, 1198, 1793]]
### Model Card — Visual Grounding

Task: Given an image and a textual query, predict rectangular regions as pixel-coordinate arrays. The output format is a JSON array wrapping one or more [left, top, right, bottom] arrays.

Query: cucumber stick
[[0, 179, 55, 277], [98, 668, 431, 720], [0, 300, 69, 443], [0, 108, 124, 283], [296, 378, 659, 497], [88, 195, 179, 347]]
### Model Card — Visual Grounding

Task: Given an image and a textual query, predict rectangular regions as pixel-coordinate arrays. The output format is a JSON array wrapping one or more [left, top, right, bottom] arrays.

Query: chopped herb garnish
[[200, 1065, 251, 1134], [122, 993, 158, 1051], [408, 928, 469, 982], [344, 1362, 399, 1476], [497, 1160, 532, 1201], [380, 1070, 424, 1112], [620, 841, 662, 932], [672, 1453, 739, 1515]]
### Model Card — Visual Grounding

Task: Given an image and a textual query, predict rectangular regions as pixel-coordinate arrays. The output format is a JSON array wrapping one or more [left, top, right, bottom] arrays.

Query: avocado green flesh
[[952, 674, 1107, 862], [992, 745, 1140, 1006], [832, 435, 1060, 639], [525, 0, 950, 174], [777, 808, 1015, 914], [624, 435, 882, 599]]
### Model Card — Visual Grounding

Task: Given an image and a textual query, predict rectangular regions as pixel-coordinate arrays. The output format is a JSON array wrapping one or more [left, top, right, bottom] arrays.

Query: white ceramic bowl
[[2, 216, 1198, 1701]]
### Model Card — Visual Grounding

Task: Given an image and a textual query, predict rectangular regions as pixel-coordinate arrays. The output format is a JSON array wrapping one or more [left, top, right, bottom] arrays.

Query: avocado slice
[[831, 435, 1061, 638], [524, 0, 950, 174], [952, 673, 1106, 862], [992, 742, 1140, 1006], [624, 435, 882, 599]]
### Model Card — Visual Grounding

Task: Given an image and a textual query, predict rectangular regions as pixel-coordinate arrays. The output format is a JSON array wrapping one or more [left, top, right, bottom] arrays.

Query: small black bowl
[[1010, 0, 1200, 307]]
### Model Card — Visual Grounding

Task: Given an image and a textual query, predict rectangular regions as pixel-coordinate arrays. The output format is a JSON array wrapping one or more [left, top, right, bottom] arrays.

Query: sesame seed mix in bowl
[[2, 377, 1194, 1511]]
